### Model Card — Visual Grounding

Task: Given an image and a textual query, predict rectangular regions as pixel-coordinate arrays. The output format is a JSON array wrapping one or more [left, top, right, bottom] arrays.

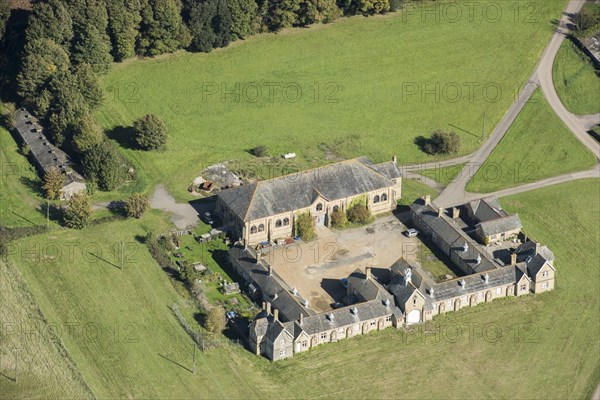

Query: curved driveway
[[430, 0, 599, 207]]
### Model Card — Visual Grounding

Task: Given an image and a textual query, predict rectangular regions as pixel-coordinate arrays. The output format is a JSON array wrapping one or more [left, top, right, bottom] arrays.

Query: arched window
[[275, 219, 282, 228], [333, 205, 339, 212], [373, 195, 380, 203], [283, 218, 290, 226], [258, 224, 265, 232], [316, 203, 323, 211], [413, 296, 417, 306], [381, 193, 388, 202], [250, 226, 257, 234]]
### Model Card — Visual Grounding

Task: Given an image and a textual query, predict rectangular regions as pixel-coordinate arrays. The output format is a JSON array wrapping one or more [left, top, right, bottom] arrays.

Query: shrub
[[124, 193, 149, 218], [250, 145, 268, 157], [133, 114, 168, 150], [346, 203, 372, 225], [42, 166, 65, 200], [204, 306, 226, 334], [424, 130, 460, 155], [330, 208, 347, 227], [573, 8, 600, 38], [82, 140, 128, 191], [296, 211, 316, 241], [63, 192, 93, 229]]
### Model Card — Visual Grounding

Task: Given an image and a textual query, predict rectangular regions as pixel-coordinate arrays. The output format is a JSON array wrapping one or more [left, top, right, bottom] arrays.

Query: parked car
[[405, 228, 419, 238]]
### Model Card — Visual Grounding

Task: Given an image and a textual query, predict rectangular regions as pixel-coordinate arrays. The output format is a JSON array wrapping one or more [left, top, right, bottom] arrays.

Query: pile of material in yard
[[191, 162, 243, 194]]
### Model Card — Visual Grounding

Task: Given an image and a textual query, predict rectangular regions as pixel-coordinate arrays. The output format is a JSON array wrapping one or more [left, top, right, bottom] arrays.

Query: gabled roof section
[[467, 196, 507, 223], [346, 268, 395, 304], [217, 157, 401, 222], [476, 214, 522, 237]]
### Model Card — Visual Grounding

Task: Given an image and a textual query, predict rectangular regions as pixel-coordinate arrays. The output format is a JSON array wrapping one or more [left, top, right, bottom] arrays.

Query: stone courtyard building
[[215, 157, 402, 245]]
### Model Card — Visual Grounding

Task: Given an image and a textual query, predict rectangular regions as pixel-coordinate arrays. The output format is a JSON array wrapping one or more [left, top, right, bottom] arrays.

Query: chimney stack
[[483, 273, 489, 284], [452, 207, 460, 219], [438, 207, 444, 217], [266, 302, 271, 315], [268, 264, 272, 276], [476, 254, 481, 265], [460, 279, 466, 289], [511, 252, 517, 265], [424, 195, 431, 206], [262, 301, 266, 311], [392, 155, 397, 165], [273, 309, 279, 321], [365, 267, 372, 280], [462, 243, 468, 253], [299, 313, 304, 325]]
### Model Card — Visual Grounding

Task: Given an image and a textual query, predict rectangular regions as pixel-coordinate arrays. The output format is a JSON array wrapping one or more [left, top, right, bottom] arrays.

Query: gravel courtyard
[[269, 214, 422, 313]]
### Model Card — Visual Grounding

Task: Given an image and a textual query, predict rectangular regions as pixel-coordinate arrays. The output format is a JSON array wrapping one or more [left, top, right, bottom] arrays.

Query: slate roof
[[346, 269, 395, 304], [250, 314, 270, 337], [476, 214, 522, 237], [14, 108, 85, 186], [466, 196, 507, 223], [387, 262, 434, 312], [410, 200, 498, 273], [228, 247, 315, 322], [429, 265, 519, 301], [525, 253, 554, 277], [299, 300, 395, 335], [516, 241, 555, 262], [218, 158, 402, 222]]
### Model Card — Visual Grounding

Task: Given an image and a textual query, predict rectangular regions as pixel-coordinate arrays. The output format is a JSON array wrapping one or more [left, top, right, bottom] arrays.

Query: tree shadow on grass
[[105, 125, 137, 150], [37, 202, 63, 224], [19, 176, 44, 197]]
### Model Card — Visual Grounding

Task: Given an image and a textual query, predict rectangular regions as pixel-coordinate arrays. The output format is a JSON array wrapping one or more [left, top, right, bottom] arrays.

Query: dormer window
[[258, 224, 265, 232], [283, 218, 290, 226], [373, 195, 380, 203], [275, 219, 282, 228], [316, 203, 323, 211], [381, 193, 388, 202], [250, 226, 257, 234]]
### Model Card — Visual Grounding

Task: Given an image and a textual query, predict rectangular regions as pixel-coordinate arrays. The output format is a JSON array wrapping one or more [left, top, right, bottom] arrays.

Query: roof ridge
[[357, 159, 397, 184], [243, 183, 260, 222]]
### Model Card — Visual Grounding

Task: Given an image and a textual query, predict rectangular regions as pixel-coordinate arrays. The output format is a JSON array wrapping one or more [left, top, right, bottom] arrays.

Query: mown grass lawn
[[553, 39, 600, 115], [400, 178, 440, 205], [0, 126, 53, 228], [422, 163, 466, 186], [9, 178, 599, 399], [0, 259, 93, 400], [96, 0, 566, 201], [466, 89, 597, 193]]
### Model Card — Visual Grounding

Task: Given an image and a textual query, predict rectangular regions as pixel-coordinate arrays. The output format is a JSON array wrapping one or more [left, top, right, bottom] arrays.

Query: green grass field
[[0, 259, 93, 399], [400, 178, 440, 205], [8, 178, 599, 399], [466, 89, 597, 193], [0, 126, 54, 228], [422, 163, 466, 186], [96, 0, 566, 200], [553, 39, 600, 115]]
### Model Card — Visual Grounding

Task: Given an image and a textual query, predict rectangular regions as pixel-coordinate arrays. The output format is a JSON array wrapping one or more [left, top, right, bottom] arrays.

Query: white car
[[405, 228, 419, 238]]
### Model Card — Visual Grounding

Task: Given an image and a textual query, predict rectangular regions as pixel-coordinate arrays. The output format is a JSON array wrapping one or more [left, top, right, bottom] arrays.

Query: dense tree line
[[9, 0, 405, 192]]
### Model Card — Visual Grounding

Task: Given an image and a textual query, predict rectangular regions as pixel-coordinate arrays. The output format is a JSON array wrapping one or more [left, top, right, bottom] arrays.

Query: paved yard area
[[269, 214, 426, 313]]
